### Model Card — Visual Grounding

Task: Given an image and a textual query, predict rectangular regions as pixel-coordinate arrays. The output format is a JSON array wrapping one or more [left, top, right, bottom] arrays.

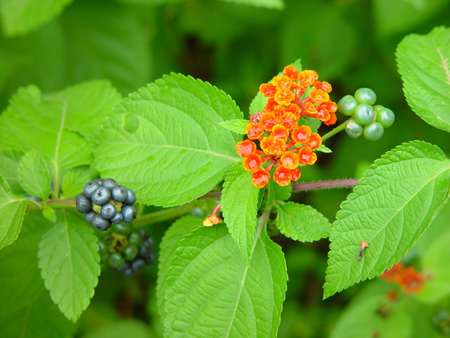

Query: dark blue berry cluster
[[98, 223, 155, 276], [76, 178, 137, 231]]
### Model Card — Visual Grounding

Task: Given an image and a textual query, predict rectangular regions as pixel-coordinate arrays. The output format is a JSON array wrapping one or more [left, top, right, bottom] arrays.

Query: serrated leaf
[[316, 144, 332, 153], [0, 149, 23, 193], [0, 213, 74, 338], [162, 222, 287, 337], [248, 59, 302, 115], [397, 26, 450, 133], [95, 73, 242, 207], [17, 150, 52, 201], [219, 119, 249, 134], [53, 81, 121, 146], [218, 0, 284, 10], [324, 141, 450, 299], [157, 216, 202, 323], [62, 0, 151, 94], [0, 177, 28, 249], [276, 202, 331, 242], [0, 0, 72, 37], [38, 210, 101, 322], [0, 85, 92, 185], [62, 166, 96, 199], [221, 164, 259, 263]]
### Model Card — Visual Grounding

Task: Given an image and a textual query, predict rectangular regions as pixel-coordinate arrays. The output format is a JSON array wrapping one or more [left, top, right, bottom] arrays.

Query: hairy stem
[[321, 119, 350, 143], [132, 201, 200, 227], [291, 178, 358, 191]]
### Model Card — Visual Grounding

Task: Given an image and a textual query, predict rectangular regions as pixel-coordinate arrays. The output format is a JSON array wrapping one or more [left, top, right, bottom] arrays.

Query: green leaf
[[276, 202, 331, 242], [17, 150, 52, 201], [62, 166, 96, 199], [219, 119, 249, 134], [0, 85, 92, 184], [218, 0, 284, 10], [0, 0, 72, 36], [53, 81, 121, 146], [162, 222, 287, 337], [0, 177, 28, 250], [416, 231, 450, 303], [324, 141, 450, 299], [316, 144, 332, 153], [38, 210, 101, 322], [157, 216, 202, 324], [0, 213, 74, 338], [331, 281, 412, 338], [397, 26, 450, 133], [266, 179, 292, 206], [221, 164, 259, 263], [0, 149, 23, 193], [248, 58, 302, 115], [43, 205, 57, 223], [95, 73, 242, 207], [62, 0, 151, 94]]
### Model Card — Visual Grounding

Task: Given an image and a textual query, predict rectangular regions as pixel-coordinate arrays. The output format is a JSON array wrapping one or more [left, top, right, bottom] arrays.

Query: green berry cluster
[[97, 223, 155, 276], [337, 88, 395, 141]]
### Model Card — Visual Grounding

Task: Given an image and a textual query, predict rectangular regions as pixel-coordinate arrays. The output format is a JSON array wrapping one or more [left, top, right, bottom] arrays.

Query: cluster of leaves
[[0, 0, 450, 337]]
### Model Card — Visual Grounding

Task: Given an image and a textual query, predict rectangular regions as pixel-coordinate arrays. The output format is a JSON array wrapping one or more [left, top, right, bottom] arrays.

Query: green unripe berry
[[376, 107, 395, 128], [109, 252, 125, 268], [373, 105, 384, 113], [345, 119, 363, 138], [354, 88, 377, 105], [354, 103, 376, 126], [124, 245, 139, 261], [128, 230, 142, 246], [111, 222, 133, 235], [338, 95, 358, 116], [363, 122, 384, 141]]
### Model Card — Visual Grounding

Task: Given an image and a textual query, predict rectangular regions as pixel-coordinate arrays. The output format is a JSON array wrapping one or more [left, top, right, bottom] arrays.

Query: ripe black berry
[[76, 178, 138, 232]]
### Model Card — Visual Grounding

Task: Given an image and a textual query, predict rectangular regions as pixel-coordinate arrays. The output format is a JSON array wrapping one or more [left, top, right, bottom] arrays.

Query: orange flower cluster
[[380, 263, 425, 295], [236, 66, 337, 188]]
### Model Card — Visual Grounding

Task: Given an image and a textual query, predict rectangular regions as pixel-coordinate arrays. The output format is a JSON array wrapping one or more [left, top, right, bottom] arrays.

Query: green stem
[[321, 119, 349, 143], [26, 201, 76, 212], [132, 201, 200, 227]]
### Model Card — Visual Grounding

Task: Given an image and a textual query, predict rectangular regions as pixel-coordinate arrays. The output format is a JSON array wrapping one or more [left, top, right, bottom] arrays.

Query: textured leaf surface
[[157, 216, 202, 323], [0, 177, 28, 249], [218, 0, 284, 10], [61, 166, 96, 199], [266, 179, 292, 206], [219, 119, 248, 134], [0, 0, 72, 36], [96, 73, 242, 207], [38, 210, 101, 321], [221, 165, 259, 263], [162, 222, 287, 337], [0, 149, 23, 193], [0, 214, 74, 338], [276, 202, 331, 242], [324, 141, 450, 298], [17, 150, 52, 201], [62, 1, 150, 94], [0, 85, 92, 183], [397, 26, 450, 133]]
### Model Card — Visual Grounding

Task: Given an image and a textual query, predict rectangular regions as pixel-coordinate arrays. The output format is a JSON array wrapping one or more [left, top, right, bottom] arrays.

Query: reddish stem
[[286, 140, 296, 150], [291, 179, 359, 191], [299, 97, 312, 105], [266, 160, 276, 172], [261, 156, 272, 163], [256, 150, 265, 155], [211, 203, 222, 217]]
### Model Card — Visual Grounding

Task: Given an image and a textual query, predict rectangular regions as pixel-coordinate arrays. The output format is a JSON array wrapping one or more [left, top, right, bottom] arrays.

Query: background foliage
[[1, 0, 450, 337]]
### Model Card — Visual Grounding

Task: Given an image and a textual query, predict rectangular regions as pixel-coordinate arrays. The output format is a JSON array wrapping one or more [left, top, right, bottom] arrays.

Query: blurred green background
[[1, 0, 450, 337]]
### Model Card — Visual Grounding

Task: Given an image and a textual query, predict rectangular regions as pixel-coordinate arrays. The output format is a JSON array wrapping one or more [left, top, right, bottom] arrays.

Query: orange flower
[[246, 123, 264, 140], [298, 70, 318, 87], [274, 89, 295, 106], [281, 151, 299, 170], [236, 140, 256, 156], [309, 88, 330, 104], [273, 167, 291, 186], [272, 75, 292, 90], [298, 146, 317, 166], [283, 65, 300, 80], [260, 113, 277, 131], [243, 154, 262, 172], [291, 125, 311, 144], [305, 133, 322, 150], [252, 169, 270, 188], [259, 83, 277, 97], [290, 168, 301, 181]]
